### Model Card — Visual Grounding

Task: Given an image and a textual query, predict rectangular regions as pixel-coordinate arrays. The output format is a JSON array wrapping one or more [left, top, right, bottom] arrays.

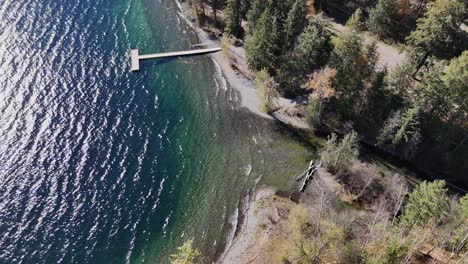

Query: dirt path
[[326, 18, 405, 70]]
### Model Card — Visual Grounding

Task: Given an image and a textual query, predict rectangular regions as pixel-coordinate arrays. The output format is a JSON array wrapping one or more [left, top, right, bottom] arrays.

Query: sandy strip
[[218, 188, 276, 264], [176, 1, 271, 119]]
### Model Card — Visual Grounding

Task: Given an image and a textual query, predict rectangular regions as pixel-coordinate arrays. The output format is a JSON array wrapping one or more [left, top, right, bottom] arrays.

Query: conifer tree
[[400, 180, 450, 227], [170, 239, 201, 264], [329, 29, 378, 110], [407, 0, 467, 64], [225, 0, 243, 38], [278, 20, 333, 96], [367, 0, 397, 39], [346, 8, 363, 32], [246, 0, 268, 33], [443, 51, 468, 119], [245, 8, 280, 70], [284, 0, 308, 48]]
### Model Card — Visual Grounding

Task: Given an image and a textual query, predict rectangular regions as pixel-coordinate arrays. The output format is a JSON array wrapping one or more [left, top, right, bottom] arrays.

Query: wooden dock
[[130, 47, 222, 71]]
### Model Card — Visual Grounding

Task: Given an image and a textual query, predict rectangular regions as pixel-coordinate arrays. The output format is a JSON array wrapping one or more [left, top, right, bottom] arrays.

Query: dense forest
[[187, 0, 467, 190], [176, 0, 467, 263]]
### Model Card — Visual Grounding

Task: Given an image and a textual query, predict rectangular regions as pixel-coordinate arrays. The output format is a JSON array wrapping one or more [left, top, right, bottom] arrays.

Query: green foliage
[[407, 0, 467, 60], [412, 51, 468, 124], [284, 0, 308, 48], [377, 110, 402, 146], [400, 180, 450, 227], [254, 69, 278, 113], [278, 20, 333, 96], [346, 8, 363, 32], [367, 0, 397, 39], [381, 237, 411, 264], [307, 96, 322, 126], [385, 57, 416, 97], [245, 8, 280, 70], [224, 0, 243, 37], [293, 20, 333, 73], [376, 103, 421, 159], [392, 105, 420, 146], [170, 239, 201, 264], [329, 29, 379, 113], [443, 51, 468, 118], [451, 195, 468, 252], [246, 0, 268, 33], [416, 65, 451, 119], [340, 242, 366, 263], [321, 132, 359, 175]]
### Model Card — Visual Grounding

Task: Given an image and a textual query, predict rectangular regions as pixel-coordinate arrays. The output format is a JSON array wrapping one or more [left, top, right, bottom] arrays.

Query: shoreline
[[176, 0, 311, 129], [174, 2, 311, 262], [173, 3, 467, 264], [176, 0, 270, 119]]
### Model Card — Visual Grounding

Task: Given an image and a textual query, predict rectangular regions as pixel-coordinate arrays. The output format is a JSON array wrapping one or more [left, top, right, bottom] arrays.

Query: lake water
[[0, 0, 312, 263]]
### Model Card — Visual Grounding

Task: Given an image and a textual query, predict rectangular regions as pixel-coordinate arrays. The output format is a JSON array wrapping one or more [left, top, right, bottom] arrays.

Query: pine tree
[[224, 0, 243, 38], [211, 0, 218, 25], [407, 0, 467, 62], [417, 65, 451, 120], [400, 180, 450, 227], [320, 132, 359, 175], [443, 51, 468, 119], [284, 0, 308, 48], [245, 8, 280, 70], [278, 20, 333, 96], [367, 0, 397, 39], [346, 8, 363, 32], [450, 195, 468, 254], [170, 239, 201, 264], [246, 0, 268, 33], [329, 29, 373, 107]]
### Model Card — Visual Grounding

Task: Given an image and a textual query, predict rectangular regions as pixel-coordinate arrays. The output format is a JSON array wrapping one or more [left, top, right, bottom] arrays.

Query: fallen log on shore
[[299, 160, 322, 192]]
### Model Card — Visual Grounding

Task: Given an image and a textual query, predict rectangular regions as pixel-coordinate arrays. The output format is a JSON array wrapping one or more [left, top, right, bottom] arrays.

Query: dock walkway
[[130, 47, 221, 71]]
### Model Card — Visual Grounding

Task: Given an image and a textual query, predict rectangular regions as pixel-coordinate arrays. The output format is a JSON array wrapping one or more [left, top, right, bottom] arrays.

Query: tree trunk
[[211, 0, 217, 25], [412, 51, 430, 81]]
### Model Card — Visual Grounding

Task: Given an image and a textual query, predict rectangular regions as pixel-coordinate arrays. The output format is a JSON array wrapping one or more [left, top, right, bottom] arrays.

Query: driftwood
[[299, 160, 322, 192]]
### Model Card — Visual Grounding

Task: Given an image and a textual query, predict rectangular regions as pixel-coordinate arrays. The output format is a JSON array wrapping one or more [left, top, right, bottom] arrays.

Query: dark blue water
[[0, 0, 311, 263]]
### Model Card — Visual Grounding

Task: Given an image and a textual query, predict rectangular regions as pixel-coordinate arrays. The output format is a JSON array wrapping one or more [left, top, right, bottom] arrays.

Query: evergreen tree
[[170, 239, 201, 264], [284, 0, 308, 48], [449, 195, 468, 254], [245, 8, 280, 70], [246, 0, 268, 33], [400, 180, 450, 227], [278, 20, 333, 96], [443, 51, 468, 119], [211, 0, 218, 25], [394, 105, 421, 158], [367, 0, 398, 39], [329, 29, 378, 111], [346, 8, 363, 32], [407, 0, 467, 61], [415, 51, 467, 122], [225, 0, 243, 38], [416, 65, 451, 120], [320, 132, 359, 175]]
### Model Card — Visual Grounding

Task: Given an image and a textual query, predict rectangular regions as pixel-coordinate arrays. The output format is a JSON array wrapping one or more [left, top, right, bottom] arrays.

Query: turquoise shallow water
[[0, 0, 313, 263]]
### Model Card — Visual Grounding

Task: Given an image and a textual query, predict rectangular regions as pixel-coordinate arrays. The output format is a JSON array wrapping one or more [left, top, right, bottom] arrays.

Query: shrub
[[170, 239, 201, 264], [400, 180, 450, 227], [321, 132, 359, 176]]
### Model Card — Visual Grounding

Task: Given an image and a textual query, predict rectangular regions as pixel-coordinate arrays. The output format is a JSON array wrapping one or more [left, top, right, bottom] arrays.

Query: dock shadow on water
[[0, 0, 316, 263], [140, 57, 179, 68]]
